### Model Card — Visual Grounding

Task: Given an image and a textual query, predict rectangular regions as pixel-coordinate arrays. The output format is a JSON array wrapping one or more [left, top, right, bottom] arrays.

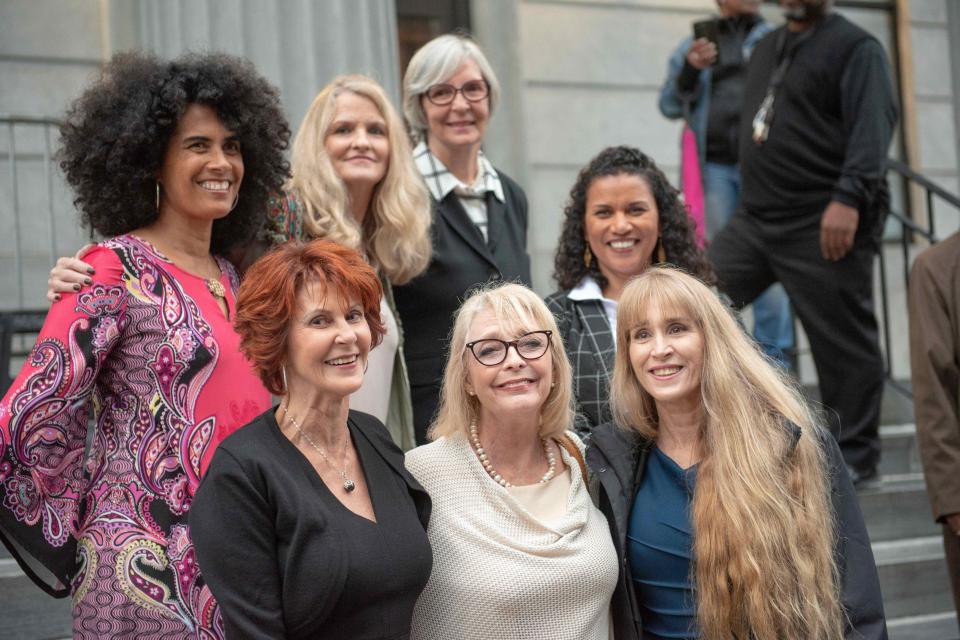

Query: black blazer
[[544, 291, 615, 434], [189, 408, 432, 639], [392, 170, 532, 441], [586, 422, 888, 640]]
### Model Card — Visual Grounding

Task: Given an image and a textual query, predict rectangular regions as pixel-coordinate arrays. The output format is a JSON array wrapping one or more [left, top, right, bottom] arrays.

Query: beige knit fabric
[[405, 432, 618, 639]]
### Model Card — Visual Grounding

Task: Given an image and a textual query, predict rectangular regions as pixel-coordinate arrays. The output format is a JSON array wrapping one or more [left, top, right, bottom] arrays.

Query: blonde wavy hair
[[430, 283, 574, 441], [610, 267, 843, 640], [287, 74, 431, 285]]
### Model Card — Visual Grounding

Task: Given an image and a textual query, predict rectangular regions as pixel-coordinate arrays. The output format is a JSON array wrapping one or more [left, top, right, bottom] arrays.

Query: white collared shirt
[[414, 141, 504, 243], [568, 276, 619, 343]]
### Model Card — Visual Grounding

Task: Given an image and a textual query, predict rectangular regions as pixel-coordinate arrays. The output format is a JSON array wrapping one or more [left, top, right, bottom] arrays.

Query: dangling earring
[[281, 365, 289, 393], [583, 244, 593, 268], [362, 357, 369, 374], [657, 237, 666, 264], [155, 183, 161, 212], [230, 191, 239, 212]]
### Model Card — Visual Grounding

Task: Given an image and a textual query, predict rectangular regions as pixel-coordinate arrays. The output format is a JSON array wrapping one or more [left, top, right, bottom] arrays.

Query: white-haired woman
[[393, 33, 532, 444], [589, 267, 886, 640], [48, 74, 431, 450], [405, 282, 617, 639]]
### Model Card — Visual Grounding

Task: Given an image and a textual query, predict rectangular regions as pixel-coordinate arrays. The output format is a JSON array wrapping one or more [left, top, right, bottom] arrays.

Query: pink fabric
[[0, 235, 271, 637], [681, 125, 706, 247]]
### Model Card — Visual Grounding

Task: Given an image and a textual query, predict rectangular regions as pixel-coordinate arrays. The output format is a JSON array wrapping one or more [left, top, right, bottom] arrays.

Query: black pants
[[708, 209, 883, 472], [945, 524, 960, 629]]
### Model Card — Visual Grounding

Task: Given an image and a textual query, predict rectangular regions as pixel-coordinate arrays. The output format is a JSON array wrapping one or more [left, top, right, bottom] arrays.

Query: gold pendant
[[206, 278, 225, 299]]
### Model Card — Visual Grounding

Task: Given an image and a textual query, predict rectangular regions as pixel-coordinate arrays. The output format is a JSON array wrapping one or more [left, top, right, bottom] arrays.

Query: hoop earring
[[363, 357, 369, 374], [657, 237, 666, 264], [281, 365, 289, 393], [583, 244, 592, 268], [155, 183, 161, 212], [230, 191, 239, 212]]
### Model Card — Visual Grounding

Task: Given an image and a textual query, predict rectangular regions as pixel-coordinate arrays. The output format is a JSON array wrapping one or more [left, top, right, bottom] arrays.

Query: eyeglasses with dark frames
[[465, 330, 553, 367], [424, 80, 489, 106]]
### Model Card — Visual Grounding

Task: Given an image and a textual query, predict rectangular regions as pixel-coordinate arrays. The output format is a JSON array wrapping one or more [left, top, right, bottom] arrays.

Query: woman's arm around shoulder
[[189, 444, 287, 640]]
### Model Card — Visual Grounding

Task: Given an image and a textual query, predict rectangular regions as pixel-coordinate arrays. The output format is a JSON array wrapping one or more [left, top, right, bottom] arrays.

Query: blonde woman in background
[[588, 267, 886, 640], [405, 283, 617, 639], [48, 74, 431, 449], [262, 74, 431, 449]]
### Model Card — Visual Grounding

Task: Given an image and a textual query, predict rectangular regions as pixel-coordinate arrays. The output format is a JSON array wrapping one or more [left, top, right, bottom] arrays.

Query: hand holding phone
[[689, 19, 720, 68]]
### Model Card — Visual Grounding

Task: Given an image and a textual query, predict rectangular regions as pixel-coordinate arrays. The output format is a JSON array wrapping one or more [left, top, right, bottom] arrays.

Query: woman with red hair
[[189, 239, 432, 639]]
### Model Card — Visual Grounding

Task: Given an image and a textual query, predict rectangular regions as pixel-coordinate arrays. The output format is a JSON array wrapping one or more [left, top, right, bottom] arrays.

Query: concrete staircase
[[870, 422, 958, 640]]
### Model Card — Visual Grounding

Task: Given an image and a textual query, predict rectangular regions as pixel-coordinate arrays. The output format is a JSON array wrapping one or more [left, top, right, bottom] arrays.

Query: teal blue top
[[627, 446, 698, 639]]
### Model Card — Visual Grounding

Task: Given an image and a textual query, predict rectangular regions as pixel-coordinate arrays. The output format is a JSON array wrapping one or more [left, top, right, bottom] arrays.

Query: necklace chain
[[468, 421, 556, 488], [280, 404, 356, 492]]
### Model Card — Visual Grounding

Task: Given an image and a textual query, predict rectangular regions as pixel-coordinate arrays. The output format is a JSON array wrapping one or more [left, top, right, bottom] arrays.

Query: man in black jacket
[[708, 0, 898, 484]]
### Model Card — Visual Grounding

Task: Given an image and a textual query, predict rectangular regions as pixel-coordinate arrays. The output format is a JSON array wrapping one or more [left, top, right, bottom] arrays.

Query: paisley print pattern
[[0, 235, 270, 638]]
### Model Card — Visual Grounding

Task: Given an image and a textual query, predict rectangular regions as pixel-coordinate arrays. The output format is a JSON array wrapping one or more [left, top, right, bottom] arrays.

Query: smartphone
[[693, 19, 719, 46]]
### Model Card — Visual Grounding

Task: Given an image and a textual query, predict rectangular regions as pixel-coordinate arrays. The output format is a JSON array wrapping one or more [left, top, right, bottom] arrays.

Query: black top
[[738, 13, 898, 222], [586, 421, 889, 640], [189, 408, 432, 640], [678, 14, 759, 164], [392, 169, 531, 441]]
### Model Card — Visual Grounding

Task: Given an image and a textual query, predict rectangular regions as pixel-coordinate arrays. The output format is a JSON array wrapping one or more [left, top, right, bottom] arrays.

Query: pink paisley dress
[[0, 234, 270, 638]]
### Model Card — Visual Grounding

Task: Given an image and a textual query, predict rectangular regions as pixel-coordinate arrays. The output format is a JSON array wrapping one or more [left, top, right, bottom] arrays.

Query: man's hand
[[946, 512, 960, 537], [820, 201, 860, 261], [686, 38, 718, 70]]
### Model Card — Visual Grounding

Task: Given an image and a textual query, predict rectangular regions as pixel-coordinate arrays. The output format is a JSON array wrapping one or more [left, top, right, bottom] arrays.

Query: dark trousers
[[708, 209, 883, 472], [945, 524, 960, 628], [411, 382, 439, 446]]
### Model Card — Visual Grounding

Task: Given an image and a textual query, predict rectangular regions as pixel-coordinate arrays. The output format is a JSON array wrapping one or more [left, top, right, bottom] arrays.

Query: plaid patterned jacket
[[545, 291, 616, 437]]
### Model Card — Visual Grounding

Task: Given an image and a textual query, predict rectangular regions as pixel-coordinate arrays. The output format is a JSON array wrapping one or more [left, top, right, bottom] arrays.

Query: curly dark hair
[[553, 145, 714, 291], [58, 51, 290, 255]]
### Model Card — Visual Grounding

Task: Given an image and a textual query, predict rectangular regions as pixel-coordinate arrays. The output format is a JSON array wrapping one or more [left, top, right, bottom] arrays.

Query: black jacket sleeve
[[823, 434, 889, 639], [190, 449, 287, 640], [833, 38, 898, 211]]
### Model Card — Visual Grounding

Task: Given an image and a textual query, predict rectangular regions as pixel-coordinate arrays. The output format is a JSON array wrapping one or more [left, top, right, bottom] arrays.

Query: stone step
[[873, 536, 954, 618], [0, 558, 71, 639], [879, 423, 923, 476], [859, 473, 940, 542], [888, 611, 960, 640]]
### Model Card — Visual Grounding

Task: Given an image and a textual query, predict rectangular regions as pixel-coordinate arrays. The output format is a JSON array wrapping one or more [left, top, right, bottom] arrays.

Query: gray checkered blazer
[[545, 291, 616, 436]]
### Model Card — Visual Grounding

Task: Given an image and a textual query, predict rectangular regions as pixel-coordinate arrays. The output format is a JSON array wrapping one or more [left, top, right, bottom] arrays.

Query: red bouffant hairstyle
[[235, 239, 384, 395]]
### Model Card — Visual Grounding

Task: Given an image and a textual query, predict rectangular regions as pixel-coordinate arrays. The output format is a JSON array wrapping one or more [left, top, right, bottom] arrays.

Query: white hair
[[402, 33, 501, 142]]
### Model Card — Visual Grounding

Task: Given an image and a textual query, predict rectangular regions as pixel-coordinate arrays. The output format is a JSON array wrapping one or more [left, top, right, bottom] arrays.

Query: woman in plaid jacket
[[545, 146, 713, 435]]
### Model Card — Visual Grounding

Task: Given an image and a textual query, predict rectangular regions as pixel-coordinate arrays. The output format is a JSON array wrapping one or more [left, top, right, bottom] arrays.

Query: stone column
[[107, 0, 403, 129]]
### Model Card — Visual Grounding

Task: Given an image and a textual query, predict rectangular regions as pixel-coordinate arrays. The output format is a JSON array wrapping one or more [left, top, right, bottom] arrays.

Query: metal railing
[[877, 158, 955, 398], [1, 114, 65, 393]]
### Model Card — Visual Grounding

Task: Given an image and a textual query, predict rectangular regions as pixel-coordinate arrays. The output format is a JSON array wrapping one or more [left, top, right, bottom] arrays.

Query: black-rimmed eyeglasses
[[424, 80, 489, 106], [465, 330, 552, 366]]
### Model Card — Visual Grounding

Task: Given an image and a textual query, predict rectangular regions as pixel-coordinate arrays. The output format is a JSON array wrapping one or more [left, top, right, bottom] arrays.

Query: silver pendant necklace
[[280, 404, 356, 492]]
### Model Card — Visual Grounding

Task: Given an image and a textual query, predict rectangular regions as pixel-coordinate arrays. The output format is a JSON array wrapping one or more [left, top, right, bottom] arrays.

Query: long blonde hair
[[430, 283, 574, 441], [611, 268, 843, 640], [288, 74, 431, 284]]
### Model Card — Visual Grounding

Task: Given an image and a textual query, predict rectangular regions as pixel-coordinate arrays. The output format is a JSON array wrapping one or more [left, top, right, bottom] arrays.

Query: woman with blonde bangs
[[48, 74, 431, 450], [588, 267, 886, 640], [405, 282, 618, 639]]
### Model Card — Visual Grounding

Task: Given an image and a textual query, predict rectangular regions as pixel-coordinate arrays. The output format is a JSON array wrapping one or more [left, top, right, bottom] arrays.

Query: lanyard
[[751, 24, 818, 145]]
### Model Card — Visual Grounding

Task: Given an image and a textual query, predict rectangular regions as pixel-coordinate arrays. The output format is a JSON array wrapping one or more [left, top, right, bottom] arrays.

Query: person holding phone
[[657, 0, 793, 369]]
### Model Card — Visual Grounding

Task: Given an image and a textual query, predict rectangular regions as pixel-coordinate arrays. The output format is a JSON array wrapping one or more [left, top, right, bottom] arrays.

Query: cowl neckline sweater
[[405, 432, 618, 639]]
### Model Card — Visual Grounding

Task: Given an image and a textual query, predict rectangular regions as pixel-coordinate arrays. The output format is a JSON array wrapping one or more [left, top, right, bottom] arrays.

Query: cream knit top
[[405, 432, 618, 639]]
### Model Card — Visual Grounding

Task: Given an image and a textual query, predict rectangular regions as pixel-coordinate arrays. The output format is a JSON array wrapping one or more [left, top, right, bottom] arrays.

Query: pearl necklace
[[468, 421, 556, 488], [280, 404, 356, 492]]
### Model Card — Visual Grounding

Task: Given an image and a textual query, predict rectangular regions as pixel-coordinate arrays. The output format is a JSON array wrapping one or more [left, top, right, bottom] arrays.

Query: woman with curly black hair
[[0, 51, 288, 638], [545, 145, 713, 434]]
